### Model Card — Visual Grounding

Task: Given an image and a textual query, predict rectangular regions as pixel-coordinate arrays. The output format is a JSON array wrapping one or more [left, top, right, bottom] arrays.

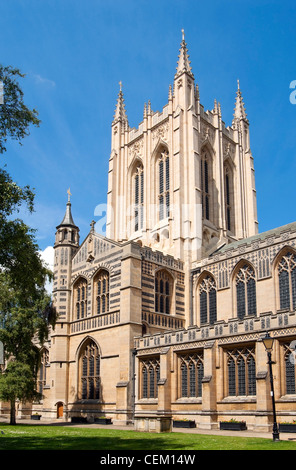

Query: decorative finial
[[175, 29, 194, 80], [67, 187, 72, 202], [237, 79, 240, 90], [90, 220, 95, 233], [119, 80, 122, 91]]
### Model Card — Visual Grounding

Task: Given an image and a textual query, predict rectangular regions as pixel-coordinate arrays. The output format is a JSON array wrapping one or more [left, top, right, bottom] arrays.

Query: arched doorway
[[56, 402, 64, 419]]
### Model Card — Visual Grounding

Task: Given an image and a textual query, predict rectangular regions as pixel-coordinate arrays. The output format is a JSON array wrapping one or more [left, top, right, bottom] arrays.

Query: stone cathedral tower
[[10, 30, 296, 433], [106, 31, 258, 266]]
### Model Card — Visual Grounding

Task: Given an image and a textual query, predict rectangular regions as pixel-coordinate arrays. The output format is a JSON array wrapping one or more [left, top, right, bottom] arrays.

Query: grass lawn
[[0, 424, 296, 450]]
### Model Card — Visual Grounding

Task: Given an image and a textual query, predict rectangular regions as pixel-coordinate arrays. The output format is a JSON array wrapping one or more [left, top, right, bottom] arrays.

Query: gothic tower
[[50, 190, 79, 411], [106, 31, 258, 266]]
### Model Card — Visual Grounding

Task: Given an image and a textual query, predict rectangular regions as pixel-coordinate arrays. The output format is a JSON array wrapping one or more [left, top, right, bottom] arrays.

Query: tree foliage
[[0, 65, 40, 154], [0, 63, 56, 424]]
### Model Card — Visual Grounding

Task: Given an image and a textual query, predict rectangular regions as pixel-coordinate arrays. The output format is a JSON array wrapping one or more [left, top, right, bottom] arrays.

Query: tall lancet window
[[235, 264, 257, 320], [225, 168, 231, 231], [134, 164, 144, 232], [201, 150, 210, 221], [159, 151, 170, 221], [278, 251, 296, 310], [199, 274, 217, 325]]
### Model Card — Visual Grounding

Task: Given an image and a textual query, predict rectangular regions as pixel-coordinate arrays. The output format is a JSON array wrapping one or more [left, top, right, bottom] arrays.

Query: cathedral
[[15, 32, 296, 431]]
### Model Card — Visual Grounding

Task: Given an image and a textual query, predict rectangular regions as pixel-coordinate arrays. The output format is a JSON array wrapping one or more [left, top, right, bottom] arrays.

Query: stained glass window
[[80, 340, 100, 400], [141, 358, 160, 399], [180, 352, 204, 398], [95, 270, 109, 315], [134, 164, 144, 232], [201, 151, 211, 221], [74, 278, 87, 320], [278, 252, 296, 310], [199, 275, 217, 325], [227, 347, 256, 397], [155, 270, 173, 314], [235, 264, 256, 319], [159, 151, 170, 220]]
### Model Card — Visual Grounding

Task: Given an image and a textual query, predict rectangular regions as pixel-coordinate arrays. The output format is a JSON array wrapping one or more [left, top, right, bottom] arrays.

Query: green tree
[[0, 65, 40, 154], [0, 272, 57, 424], [0, 361, 40, 425], [0, 64, 56, 424]]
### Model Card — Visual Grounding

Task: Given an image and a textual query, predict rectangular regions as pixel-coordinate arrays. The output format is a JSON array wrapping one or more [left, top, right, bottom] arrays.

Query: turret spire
[[175, 29, 194, 80], [233, 79, 248, 123], [113, 81, 129, 126], [57, 188, 77, 228]]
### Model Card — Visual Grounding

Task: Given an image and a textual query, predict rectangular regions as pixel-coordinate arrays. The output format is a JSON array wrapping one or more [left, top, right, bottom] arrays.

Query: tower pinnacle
[[113, 81, 129, 126], [175, 29, 194, 80], [233, 79, 248, 123]]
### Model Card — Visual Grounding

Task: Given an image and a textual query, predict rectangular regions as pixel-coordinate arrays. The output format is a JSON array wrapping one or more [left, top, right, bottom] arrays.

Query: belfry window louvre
[[278, 252, 296, 311], [180, 352, 204, 398], [159, 151, 170, 221], [95, 270, 109, 315], [80, 340, 101, 400], [227, 347, 256, 397], [134, 164, 144, 232], [141, 357, 160, 399], [235, 264, 257, 320], [199, 275, 217, 325]]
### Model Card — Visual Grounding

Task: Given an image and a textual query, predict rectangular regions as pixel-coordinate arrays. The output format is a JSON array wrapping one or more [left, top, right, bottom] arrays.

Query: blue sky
[[1, 0, 296, 263]]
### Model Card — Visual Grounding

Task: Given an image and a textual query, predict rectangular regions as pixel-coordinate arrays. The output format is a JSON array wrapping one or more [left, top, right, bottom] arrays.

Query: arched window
[[74, 278, 87, 320], [180, 352, 204, 398], [277, 252, 296, 310], [224, 166, 234, 232], [134, 164, 144, 232], [199, 274, 217, 325], [94, 270, 109, 315], [38, 348, 49, 395], [159, 151, 170, 221], [235, 264, 257, 319], [227, 347, 256, 397], [79, 340, 100, 400], [155, 270, 173, 314], [284, 343, 296, 394], [201, 150, 211, 221], [141, 357, 160, 398]]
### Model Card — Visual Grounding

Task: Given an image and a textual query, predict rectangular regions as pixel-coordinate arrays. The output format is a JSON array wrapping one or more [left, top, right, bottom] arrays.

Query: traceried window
[[283, 342, 296, 395], [141, 357, 160, 399], [278, 252, 296, 311], [80, 340, 101, 400], [155, 270, 173, 314], [224, 167, 233, 232], [134, 164, 144, 232], [38, 348, 49, 395], [94, 270, 109, 315], [199, 275, 217, 325], [159, 151, 170, 220], [235, 264, 257, 320], [74, 278, 88, 320], [227, 347, 256, 397], [180, 352, 204, 398], [201, 150, 210, 221]]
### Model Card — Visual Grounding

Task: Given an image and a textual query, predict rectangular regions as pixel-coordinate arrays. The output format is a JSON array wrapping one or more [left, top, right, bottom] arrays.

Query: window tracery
[[199, 275, 217, 325], [235, 264, 257, 319]]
